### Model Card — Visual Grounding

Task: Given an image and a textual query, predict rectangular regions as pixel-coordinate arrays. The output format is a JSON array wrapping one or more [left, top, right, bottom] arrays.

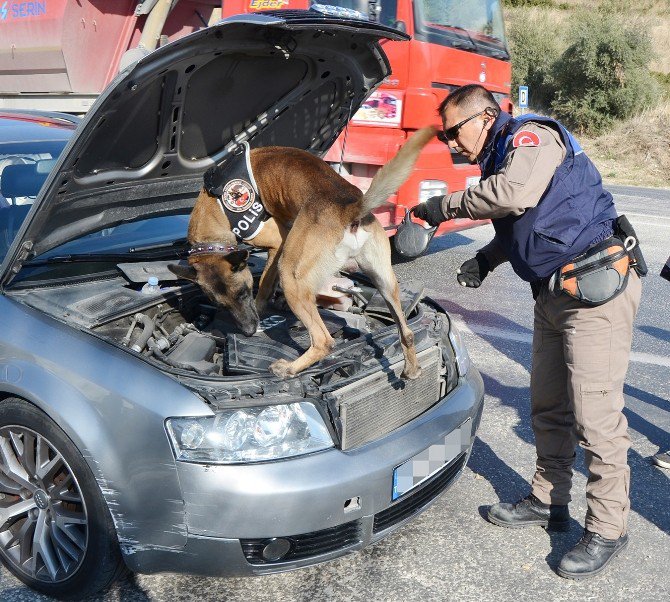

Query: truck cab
[[0, 0, 512, 239], [223, 0, 513, 236]]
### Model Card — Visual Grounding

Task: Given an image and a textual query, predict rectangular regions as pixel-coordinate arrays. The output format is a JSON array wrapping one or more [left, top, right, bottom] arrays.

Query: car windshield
[[12, 214, 192, 284], [0, 140, 69, 206], [0, 138, 70, 263], [416, 0, 507, 46], [41, 214, 191, 258]]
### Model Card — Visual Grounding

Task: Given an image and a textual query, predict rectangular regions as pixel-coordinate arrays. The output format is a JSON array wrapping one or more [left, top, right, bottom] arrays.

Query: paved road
[[1, 186, 668, 601]]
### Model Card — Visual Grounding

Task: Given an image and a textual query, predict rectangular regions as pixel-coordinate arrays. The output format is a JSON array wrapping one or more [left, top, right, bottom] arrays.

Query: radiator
[[334, 346, 442, 450]]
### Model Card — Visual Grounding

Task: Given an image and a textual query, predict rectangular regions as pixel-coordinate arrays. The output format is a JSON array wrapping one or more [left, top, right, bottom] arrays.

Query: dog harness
[[203, 142, 269, 241]]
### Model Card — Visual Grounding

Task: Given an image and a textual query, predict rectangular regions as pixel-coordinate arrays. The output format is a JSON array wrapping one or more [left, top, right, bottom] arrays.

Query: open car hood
[[4, 10, 407, 282]]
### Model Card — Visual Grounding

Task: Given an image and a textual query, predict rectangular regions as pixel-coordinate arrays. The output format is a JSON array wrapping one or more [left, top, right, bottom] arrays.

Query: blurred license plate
[[392, 419, 471, 501]]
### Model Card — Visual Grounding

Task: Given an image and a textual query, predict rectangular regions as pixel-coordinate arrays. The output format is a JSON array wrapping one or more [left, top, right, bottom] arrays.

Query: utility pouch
[[614, 214, 648, 276], [549, 237, 631, 306]]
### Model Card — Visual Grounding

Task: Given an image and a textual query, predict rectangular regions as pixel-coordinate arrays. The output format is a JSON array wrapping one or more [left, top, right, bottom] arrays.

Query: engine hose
[[121, 315, 139, 346], [130, 314, 156, 353], [167, 323, 196, 345]]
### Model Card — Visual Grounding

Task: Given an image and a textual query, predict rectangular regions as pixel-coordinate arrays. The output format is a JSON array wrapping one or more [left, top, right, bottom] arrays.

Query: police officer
[[413, 84, 642, 579]]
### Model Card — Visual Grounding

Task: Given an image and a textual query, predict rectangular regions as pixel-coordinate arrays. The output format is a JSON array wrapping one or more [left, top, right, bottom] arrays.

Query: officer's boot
[[557, 529, 629, 579], [487, 493, 570, 531]]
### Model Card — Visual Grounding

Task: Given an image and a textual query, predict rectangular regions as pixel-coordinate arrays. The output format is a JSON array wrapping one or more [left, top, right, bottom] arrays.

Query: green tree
[[507, 11, 562, 110], [550, 11, 659, 133]]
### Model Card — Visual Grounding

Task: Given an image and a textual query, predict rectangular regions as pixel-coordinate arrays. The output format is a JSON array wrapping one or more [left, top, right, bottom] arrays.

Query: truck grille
[[334, 346, 442, 450], [373, 452, 467, 534], [241, 520, 361, 565]]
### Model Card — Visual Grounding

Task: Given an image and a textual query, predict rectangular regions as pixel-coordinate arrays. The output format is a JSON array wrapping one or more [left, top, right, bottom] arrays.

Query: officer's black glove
[[412, 196, 448, 227], [457, 253, 491, 288]]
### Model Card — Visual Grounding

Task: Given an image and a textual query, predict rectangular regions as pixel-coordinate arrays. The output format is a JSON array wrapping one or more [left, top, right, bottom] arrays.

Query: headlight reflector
[[254, 405, 292, 447], [181, 422, 205, 449], [220, 410, 253, 450], [166, 402, 333, 464]]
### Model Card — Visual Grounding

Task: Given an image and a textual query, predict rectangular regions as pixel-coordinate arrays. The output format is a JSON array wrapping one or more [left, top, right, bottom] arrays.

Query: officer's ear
[[482, 107, 498, 131]]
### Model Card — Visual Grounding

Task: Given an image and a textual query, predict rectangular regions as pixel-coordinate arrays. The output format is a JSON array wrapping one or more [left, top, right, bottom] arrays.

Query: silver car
[[0, 10, 484, 599]]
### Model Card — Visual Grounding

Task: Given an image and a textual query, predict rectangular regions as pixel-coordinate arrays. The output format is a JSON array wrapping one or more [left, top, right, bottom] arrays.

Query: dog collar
[[188, 243, 248, 257]]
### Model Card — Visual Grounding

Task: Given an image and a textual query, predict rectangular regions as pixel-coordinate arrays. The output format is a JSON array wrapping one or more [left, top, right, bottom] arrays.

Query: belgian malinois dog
[[169, 126, 436, 379]]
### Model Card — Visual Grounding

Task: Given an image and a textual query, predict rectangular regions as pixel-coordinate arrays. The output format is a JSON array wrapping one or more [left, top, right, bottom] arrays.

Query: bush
[[652, 71, 670, 99], [507, 11, 562, 110], [550, 11, 660, 134], [503, 0, 554, 7]]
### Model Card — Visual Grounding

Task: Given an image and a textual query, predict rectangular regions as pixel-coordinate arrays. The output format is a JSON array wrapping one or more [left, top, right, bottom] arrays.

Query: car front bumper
[[122, 367, 484, 576]]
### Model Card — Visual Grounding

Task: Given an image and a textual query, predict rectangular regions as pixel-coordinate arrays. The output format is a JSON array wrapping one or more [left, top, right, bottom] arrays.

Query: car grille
[[241, 520, 362, 565], [373, 452, 467, 534], [334, 346, 442, 450]]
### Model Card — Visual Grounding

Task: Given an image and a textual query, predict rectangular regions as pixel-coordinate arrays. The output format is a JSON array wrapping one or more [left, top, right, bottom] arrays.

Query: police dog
[[169, 127, 436, 379]]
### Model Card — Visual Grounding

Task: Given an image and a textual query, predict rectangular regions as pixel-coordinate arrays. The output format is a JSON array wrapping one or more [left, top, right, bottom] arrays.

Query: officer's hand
[[412, 196, 447, 227], [457, 253, 491, 288]]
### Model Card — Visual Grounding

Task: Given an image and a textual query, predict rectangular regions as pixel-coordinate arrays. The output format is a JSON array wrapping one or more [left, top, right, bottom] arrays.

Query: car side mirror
[[394, 20, 407, 33]]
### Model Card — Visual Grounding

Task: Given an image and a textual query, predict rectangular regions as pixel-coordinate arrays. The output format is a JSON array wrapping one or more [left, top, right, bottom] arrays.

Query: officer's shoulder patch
[[512, 130, 541, 148]]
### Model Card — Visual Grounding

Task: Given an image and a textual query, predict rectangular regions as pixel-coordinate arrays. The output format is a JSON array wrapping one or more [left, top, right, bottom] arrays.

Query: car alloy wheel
[[0, 399, 125, 599], [0, 425, 89, 583]]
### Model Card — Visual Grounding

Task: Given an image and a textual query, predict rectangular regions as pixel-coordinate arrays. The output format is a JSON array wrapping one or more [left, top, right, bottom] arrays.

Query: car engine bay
[[9, 255, 454, 383]]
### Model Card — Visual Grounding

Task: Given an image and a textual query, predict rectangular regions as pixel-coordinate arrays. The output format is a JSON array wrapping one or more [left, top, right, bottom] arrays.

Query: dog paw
[[270, 359, 296, 379], [401, 366, 422, 380]]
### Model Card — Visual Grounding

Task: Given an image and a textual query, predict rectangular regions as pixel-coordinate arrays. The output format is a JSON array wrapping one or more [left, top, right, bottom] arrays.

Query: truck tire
[[0, 398, 127, 599]]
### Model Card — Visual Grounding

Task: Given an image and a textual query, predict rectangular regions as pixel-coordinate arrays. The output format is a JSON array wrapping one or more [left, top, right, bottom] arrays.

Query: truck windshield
[[414, 0, 509, 58], [312, 0, 398, 28]]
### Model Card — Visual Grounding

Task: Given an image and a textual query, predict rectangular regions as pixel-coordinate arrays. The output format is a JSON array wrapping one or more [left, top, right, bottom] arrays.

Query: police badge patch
[[222, 179, 255, 212], [512, 130, 541, 148]]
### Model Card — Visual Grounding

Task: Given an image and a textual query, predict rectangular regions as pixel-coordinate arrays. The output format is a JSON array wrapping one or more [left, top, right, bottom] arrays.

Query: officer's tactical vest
[[478, 113, 616, 282]]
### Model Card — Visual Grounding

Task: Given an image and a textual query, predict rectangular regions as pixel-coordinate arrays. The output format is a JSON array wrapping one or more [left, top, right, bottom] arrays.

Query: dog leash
[[337, 96, 355, 175]]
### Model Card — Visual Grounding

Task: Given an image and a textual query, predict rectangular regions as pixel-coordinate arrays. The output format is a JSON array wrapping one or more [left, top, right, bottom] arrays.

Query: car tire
[[0, 397, 127, 599]]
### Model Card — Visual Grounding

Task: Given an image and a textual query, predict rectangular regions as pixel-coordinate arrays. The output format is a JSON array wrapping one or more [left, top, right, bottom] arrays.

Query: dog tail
[[359, 126, 437, 217]]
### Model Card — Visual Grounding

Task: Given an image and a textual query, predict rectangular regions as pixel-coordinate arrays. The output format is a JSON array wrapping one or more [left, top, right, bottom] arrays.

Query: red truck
[[0, 0, 512, 240]]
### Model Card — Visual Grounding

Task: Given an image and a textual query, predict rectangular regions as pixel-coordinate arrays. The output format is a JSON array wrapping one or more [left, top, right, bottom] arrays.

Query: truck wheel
[[0, 398, 126, 599]]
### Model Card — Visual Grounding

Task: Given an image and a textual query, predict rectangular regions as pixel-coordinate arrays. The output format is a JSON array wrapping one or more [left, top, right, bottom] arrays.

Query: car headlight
[[418, 180, 448, 204], [448, 321, 471, 377], [166, 402, 333, 464]]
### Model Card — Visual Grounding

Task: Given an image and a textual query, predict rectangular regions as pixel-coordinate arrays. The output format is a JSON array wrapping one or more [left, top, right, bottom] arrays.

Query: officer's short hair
[[439, 84, 499, 117]]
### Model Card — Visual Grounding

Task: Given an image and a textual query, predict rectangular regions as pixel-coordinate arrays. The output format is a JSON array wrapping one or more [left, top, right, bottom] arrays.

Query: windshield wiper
[[23, 245, 188, 267], [432, 23, 509, 58], [443, 25, 477, 50], [128, 237, 189, 253]]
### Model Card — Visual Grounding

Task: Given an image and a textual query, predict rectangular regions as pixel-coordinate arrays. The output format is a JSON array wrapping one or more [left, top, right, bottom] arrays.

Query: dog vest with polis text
[[204, 142, 269, 241]]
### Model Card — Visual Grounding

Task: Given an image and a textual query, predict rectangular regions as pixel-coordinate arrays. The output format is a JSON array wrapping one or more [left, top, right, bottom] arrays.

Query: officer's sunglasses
[[437, 110, 486, 144]]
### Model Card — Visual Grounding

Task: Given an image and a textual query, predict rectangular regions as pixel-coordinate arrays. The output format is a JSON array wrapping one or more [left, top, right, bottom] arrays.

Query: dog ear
[[224, 249, 250, 273], [167, 263, 198, 281]]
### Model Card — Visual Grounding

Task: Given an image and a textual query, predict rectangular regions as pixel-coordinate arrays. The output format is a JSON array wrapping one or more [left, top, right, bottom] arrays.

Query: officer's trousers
[[529, 271, 641, 539]]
